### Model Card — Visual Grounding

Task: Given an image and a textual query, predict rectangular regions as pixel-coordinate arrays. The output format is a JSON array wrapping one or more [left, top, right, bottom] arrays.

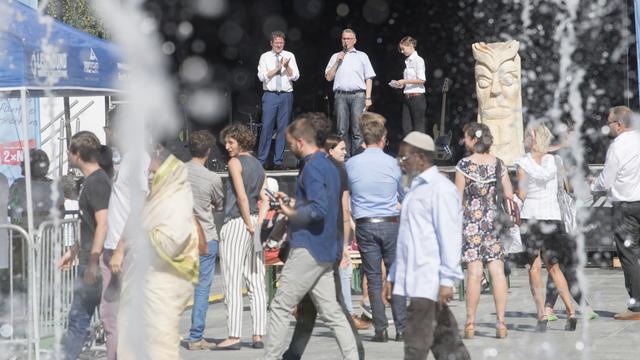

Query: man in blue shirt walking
[[346, 112, 406, 342], [263, 114, 358, 360], [387, 131, 469, 360]]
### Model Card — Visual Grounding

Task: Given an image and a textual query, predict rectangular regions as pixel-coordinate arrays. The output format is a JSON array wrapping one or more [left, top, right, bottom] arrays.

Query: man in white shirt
[[392, 36, 427, 136], [387, 132, 469, 360], [591, 105, 640, 320], [101, 144, 150, 360], [325, 29, 376, 156], [257, 30, 300, 170]]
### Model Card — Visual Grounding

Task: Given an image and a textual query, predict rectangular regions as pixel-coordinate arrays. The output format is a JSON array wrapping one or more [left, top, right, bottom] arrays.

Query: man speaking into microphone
[[325, 29, 376, 156]]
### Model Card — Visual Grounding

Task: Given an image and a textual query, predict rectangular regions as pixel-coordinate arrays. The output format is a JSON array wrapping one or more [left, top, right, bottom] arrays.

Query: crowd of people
[[3, 102, 628, 360], [3, 26, 639, 360]]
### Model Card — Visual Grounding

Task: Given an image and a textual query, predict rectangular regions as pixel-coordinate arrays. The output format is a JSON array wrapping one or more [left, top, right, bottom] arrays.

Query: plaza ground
[[174, 267, 640, 360]]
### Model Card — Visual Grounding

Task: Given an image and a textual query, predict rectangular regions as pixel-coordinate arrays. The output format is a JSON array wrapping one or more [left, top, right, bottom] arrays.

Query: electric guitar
[[433, 78, 452, 160]]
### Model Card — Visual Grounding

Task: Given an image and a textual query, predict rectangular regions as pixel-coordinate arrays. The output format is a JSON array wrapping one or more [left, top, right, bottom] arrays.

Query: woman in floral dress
[[455, 122, 513, 339]]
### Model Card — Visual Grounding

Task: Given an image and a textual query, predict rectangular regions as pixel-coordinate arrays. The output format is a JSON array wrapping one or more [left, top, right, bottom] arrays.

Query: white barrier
[[34, 219, 80, 341], [0, 224, 38, 359], [0, 219, 80, 360]]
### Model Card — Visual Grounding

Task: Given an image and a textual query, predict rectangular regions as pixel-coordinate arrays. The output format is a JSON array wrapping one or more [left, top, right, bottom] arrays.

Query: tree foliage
[[46, 0, 109, 39]]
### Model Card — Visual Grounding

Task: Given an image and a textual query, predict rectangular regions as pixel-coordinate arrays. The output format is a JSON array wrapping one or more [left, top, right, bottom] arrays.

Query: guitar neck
[[439, 92, 447, 129]]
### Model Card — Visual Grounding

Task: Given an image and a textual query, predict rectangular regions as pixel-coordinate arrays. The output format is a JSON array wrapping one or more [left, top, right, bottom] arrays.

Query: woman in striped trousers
[[215, 124, 268, 350]]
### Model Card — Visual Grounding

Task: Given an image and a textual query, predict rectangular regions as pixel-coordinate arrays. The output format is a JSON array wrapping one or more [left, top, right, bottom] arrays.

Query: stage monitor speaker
[[282, 149, 299, 169], [163, 139, 191, 162]]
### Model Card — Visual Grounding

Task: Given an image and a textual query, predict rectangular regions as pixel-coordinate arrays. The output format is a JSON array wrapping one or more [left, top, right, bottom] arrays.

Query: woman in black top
[[216, 124, 268, 350]]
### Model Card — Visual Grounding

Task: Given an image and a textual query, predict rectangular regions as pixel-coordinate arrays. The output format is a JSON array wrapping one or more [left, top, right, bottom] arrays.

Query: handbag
[[494, 159, 521, 232], [554, 155, 577, 233], [501, 223, 523, 254]]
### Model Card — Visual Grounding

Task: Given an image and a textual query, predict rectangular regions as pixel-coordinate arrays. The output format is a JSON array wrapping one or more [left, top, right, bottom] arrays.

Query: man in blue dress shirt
[[263, 114, 358, 360], [325, 28, 376, 156], [387, 131, 469, 360], [346, 112, 406, 342]]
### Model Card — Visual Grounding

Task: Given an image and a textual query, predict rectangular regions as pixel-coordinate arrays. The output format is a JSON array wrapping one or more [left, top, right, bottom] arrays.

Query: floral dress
[[455, 157, 505, 263]]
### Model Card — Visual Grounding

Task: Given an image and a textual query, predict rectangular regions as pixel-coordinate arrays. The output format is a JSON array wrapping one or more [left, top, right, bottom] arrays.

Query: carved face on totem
[[472, 40, 524, 164], [473, 41, 521, 120]]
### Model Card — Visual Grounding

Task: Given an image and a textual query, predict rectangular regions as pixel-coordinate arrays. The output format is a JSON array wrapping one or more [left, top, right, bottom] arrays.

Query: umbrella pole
[[20, 88, 39, 359]]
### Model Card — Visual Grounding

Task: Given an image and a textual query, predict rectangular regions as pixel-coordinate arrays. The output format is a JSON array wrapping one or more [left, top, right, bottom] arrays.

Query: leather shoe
[[614, 309, 640, 320], [395, 331, 404, 342], [371, 329, 388, 342], [352, 315, 372, 330], [212, 340, 241, 350]]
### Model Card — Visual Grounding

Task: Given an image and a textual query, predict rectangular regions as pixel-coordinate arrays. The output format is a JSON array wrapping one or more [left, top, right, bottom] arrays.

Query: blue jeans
[[355, 221, 406, 333], [339, 262, 354, 314], [188, 240, 219, 341], [259, 91, 293, 166], [334, 92, 365, 155], [63, 265, 102, 360]]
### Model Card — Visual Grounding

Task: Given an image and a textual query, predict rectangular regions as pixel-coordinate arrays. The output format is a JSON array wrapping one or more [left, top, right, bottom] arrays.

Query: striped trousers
[[219, 216, 267, 337]]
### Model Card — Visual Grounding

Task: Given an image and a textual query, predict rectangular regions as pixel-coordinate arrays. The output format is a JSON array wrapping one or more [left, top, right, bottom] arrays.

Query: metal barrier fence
[[0, 219, 80, 360], [0, 223, 38, 359], [35, 219, 80, 341]]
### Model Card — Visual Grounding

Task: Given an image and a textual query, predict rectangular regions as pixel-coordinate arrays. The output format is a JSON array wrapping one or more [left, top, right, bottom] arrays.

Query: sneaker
[[361, 302, 373, 320], [614, 309, 640, 320], [187, 338, 213, 350], [586, 310, 599, 320], [545, 307, 557, 321]]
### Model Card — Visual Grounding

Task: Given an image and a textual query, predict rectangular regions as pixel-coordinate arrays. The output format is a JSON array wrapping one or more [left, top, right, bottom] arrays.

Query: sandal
[[496, 321, 508, 339], [463, 323, 475, 339], [536, 316, 548, 333], [565, 313, 577, 331]]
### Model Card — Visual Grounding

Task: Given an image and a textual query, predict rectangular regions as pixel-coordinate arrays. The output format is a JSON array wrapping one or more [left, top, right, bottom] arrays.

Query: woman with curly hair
[[454, 122, 513, 339], [215, 124, 268, 350]]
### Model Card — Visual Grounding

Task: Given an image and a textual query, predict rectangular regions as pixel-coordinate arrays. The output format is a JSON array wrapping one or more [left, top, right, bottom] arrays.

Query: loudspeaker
[[282, 149, 299, 169], [263, 139, 300, 170]]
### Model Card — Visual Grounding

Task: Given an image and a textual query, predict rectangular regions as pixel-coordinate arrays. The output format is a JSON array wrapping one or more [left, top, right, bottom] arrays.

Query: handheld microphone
[[338, 46, 347, 63]]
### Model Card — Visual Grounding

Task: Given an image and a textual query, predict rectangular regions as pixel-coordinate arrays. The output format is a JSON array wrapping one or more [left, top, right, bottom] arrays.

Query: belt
[[355, 216, 399, 225], [335, 89, 365, 95], [265, 90, 292, 94], [405, 93, 424, 98]]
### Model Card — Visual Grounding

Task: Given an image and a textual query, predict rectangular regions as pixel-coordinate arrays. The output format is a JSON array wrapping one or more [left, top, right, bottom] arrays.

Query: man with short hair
[[388, 132, 469, 360], [183, 130, 225, 348], [59, 131, 112, 360], [325, 28, 376, 155], [264, 114, 358, 360], [591, 105, 640, 320], [282, 113, 366, 360], [257, 30, 300, 170], [346, 112, 406, 342]]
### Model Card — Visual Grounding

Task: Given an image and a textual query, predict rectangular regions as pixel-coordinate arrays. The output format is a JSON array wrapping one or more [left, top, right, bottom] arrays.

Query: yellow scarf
[[144, 155, 199, 283]]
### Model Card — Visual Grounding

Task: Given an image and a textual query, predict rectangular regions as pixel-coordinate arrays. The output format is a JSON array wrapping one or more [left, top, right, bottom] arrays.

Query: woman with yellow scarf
[[118, 146, 199, 360]]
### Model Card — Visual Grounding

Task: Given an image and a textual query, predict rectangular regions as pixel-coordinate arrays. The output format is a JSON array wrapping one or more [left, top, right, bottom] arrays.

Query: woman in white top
[[455, 122, 512, 339], [515, 123, 577, 332], [392, 36, 427, 136]]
